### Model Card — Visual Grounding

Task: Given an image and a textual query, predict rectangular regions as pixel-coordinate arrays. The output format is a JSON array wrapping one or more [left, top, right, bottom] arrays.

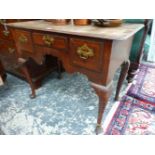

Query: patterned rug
[[0, 69, 128, 135], [127, 63, 155, 104], [103, 95, 155, 135]]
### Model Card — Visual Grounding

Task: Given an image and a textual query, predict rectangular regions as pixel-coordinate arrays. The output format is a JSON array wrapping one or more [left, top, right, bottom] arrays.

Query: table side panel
[[107, 36, 134, 84]]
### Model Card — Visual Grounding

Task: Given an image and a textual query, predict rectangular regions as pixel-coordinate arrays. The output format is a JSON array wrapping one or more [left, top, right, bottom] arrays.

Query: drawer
[[0, 41, 16, 56], [11, 29, 33, 54], [70, 38, 103, 72], [0, 41, 18, 70], [32, 32, 67, 50], [0, 27, 14, 41]]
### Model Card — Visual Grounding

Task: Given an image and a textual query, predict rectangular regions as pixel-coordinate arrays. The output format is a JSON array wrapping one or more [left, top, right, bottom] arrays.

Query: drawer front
[[32, 32, 67, 50], [70, 38, 103, 72], [0, 27, 14, 41], [0, 41, 18, 70], [12, 29, 33, 54]]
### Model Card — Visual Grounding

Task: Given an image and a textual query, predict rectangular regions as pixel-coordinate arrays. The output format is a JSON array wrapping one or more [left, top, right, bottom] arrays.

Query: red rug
[[103, 95, 155, 135], [127, 63, 155, 104]]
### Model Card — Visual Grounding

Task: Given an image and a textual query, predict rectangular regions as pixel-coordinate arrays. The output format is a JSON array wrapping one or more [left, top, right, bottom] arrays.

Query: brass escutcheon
[[42, 35, 54, 46], [3, 30, 10, 36], [77, 44, 94, 60], [8, 47, 15, 53], [18, 34, 28, 43]]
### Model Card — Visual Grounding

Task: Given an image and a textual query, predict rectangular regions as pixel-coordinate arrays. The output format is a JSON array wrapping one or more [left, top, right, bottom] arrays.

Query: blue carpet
[[0, 70, 128, 135]]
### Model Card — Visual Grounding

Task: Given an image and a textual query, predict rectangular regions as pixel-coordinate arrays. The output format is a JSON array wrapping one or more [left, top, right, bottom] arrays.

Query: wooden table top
[[7, 20, 144, 40]]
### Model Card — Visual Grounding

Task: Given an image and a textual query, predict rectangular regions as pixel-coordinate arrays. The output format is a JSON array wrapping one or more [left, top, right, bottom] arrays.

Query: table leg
[[0, 61, 7, 82], [127, 62, 139, 83], [57, 59, 62, 79], [0, 73, 7, 83], [91, 82, 113, 134], [22, 65, 36, 98], [115, 60, 130, 101], [18, 58, 36, 99]]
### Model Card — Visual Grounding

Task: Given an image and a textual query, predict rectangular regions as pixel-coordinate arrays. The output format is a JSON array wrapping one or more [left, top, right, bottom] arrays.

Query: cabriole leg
[[91, 82, 113, 134]]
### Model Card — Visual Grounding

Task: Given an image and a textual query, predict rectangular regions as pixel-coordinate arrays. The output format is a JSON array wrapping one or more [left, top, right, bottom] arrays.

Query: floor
[[0, 69, 128, 135]]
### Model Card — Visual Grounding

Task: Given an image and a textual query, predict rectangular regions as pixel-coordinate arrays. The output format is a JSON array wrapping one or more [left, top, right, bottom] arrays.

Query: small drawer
[[70, 38, 103, 72], [0, 41, 18, 70], [0, 27, 14, 41], [32, 32, 67, 50], [0, 41, 16, 56], [11, 29, 33, 54]]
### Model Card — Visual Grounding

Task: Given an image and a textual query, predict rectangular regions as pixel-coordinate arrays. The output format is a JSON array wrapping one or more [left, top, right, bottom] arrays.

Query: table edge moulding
[[7, 20, 143, 134]]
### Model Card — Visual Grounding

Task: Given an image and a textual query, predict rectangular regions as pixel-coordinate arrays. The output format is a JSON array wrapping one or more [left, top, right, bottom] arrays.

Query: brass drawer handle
[[18, 34, 28, 43], [3, 30, 10, 36], [77, 44, 94, 60], [42, 35, 54, 46], [8, 47, 15, 53]]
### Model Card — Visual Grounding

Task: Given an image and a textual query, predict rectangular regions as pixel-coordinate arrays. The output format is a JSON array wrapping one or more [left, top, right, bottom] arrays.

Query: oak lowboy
[[7, 20, 143, 134]]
